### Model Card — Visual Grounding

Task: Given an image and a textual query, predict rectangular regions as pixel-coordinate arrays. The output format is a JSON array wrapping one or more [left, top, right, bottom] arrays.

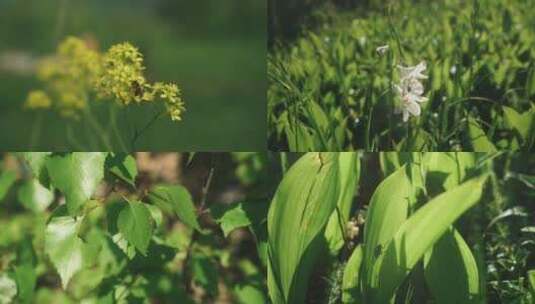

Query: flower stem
[[130, 108, 164, 150], [29, 112, 43, 150]]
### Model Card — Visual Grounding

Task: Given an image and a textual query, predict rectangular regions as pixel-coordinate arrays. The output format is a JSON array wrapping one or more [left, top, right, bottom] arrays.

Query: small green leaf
[[467, 117, 497, 152], [45, 206, 85, 289], [0, 170, 16, 202], [46, 153, 107, 215], [502, 106, 533, 144], [17, 179, 54, 212], [148, 185, 201, 231], [117, 201, 153, 255], [211, 200, 269, 237], [342, 245, 364, 304], [106, 153, 138, 187]]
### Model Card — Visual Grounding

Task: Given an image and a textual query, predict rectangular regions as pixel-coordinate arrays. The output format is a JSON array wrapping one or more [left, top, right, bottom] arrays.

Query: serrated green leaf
[[424, 228, 480, 304], [0, 170, 16, 202], [342, 245, 364, 304], [17, 179, 54, 212], [106, 153, 138, 187], [46, 153, 107, 215], [20, 152, 52, 186], [148, 185, 200, 231], [44, 207, 85, 289], [268, 153, 340, 304], [528, 270, 535, 299], [368, 175, 488, 303], [117, 201, 153, 255], [324, 152, 360, 255]]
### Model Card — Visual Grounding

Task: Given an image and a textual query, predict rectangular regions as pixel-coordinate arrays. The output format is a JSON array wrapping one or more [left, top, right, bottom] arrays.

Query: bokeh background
[[0, 0, 266, 150]]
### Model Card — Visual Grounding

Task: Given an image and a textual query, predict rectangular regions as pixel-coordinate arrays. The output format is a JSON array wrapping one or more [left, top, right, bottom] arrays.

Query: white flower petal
[[406, 100, 421, 116], [403, 109, 409, 122]]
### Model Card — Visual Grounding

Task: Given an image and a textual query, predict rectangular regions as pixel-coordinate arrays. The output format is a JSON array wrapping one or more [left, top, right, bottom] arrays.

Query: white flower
[[376, 44, 389, 55], [450, 65, 457, 75], [395, 61, 428, 122]]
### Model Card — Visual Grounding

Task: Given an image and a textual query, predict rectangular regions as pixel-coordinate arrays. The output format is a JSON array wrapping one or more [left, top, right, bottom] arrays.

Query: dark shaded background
[[0, 0, 266, 150]]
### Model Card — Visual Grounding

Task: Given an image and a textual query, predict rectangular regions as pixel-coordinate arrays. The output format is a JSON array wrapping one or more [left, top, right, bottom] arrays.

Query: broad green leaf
[[46, 153, 107, 215], [424, 228, 480, 304], [45, 207, 85, 289], [17, 179, 54, 212], [502, 106, 533, 144], [324, 152, 360, 255], [368, 175, 488, 303], [342, 245, 364, 304], [105, 153, 138, 187], [20, 152, 51, 186], [0, 273, 17, 303], [426, 152, 476, 191], [362, 165, 411, 292], [268, 153, 340, 304], [117, 201, 153, 255], [467, 117, 497, 152], [0, 170, 16, 202], [148, 185, 200, 231]]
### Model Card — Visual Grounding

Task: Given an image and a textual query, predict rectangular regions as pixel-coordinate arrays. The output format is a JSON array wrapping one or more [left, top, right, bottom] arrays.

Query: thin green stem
[[130, 108, 164, 151], [109, 105, 128, 152], [29, 112, 43, 150], [84, 105, 112, 150]]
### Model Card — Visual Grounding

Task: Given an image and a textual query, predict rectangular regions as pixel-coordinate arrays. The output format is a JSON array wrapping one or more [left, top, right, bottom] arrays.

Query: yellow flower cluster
[[24, 90, 51, 109], [25, 36, 184, 121]]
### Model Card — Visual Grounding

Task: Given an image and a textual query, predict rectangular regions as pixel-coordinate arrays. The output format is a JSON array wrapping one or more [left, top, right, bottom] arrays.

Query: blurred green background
[[0, 0, 266, 150]]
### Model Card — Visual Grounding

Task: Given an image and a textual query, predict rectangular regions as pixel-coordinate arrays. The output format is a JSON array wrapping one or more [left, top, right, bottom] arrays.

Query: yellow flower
[[95, 42, 148, 105], [24, 90, 52, 109]]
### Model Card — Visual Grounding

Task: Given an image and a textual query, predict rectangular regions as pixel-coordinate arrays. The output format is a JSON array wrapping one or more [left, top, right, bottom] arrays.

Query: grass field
[[268, 0, 535, 151]]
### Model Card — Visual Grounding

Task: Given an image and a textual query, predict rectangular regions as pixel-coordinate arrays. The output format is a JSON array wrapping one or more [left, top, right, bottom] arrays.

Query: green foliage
[[268, 0, 535, 151], [46, 153, 107, 215], [268, 153, 340, 303], [148, 185, 201, 231], [117, 201, 154, 256]]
